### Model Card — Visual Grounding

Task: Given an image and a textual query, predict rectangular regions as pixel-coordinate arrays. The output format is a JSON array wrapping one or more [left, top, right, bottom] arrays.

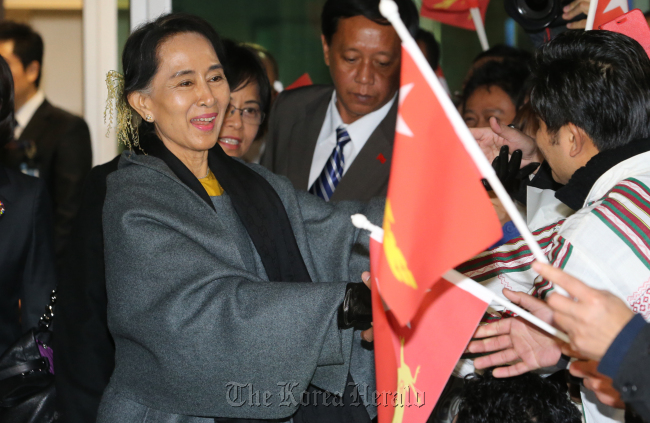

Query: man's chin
[[339, 100, 381, 121]]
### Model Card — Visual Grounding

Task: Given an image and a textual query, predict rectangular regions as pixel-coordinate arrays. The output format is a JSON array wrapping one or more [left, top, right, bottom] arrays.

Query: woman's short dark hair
[[222, 39, 271, 120], [321, 0, 419, 44], [530, 30, 650, 151], [462, 59, 531, 112], [122, 13, 225, 135], [0, 56, 15, 147]]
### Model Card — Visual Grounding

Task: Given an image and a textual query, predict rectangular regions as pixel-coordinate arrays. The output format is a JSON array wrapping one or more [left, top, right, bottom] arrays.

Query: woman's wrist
[[338, 283, 372, 330]]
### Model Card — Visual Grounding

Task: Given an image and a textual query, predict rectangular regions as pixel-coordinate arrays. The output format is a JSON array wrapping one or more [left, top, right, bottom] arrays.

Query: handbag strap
[[0, 358, 48, 381], [37, 289, 56, 330]]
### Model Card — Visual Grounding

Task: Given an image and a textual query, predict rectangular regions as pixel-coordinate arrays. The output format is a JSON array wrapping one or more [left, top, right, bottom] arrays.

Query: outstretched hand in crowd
[[468, 261, 635, 407], [466, 285, 562, 377], [471, 117, 543, 168]]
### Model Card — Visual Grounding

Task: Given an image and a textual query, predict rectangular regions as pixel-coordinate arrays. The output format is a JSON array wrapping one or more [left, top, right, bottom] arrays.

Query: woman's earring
[[145, 114, 153, 122]]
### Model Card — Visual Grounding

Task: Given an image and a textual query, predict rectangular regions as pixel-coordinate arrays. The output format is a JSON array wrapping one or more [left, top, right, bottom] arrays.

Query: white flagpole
[[470, 7, 489, 51], [378, 0, 570, 297], [443, 270, 570, 342], [351, 215, 571, 342], [585, 0, 599, 30]]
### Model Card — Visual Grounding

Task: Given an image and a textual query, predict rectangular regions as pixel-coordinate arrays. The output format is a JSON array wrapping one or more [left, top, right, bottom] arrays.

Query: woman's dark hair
[[0, 56, 15, 147], [321, 0, 419, 44], [473, 44, 533, 65], [462, 59, 531, 112], [222, 39, 271, 121], [530, 30, 650, 151], [122, 13, 226, 136], [455, 370, 581, 423]]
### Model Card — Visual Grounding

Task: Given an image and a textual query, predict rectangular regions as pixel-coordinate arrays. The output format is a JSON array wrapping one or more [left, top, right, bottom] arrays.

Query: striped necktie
[[309, 126, 351, 201]]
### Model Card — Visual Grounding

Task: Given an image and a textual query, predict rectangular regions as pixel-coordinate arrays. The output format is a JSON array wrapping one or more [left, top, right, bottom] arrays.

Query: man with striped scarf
[[460, 30, 650, 423]]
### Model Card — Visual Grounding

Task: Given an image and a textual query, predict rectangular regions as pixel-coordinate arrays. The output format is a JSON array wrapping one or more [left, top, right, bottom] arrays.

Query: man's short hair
[[455, 371, 581, 423], [321, 0, 419, 44], [0, 21, 44, 88], [530, 30, 650, 151]]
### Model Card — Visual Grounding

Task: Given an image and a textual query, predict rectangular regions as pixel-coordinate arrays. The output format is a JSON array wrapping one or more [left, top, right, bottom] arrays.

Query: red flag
[[371, 234, 491, 423], [285, 73, 313, 90], [377, 46, 501, 326], [593, 0, 629, 29], [421, 0, 489, 30]]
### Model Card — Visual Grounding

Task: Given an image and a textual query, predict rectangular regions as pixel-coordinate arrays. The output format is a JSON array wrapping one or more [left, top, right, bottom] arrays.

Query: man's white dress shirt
[[15, 90, 45, 139], [307, 91, 396, 189]]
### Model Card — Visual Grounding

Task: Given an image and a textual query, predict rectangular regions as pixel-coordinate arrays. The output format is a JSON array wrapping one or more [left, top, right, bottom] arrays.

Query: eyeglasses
[[226, 104, 265, 125]]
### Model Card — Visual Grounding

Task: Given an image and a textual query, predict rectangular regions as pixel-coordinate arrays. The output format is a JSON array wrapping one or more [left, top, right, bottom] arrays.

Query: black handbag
[[0, 289, 57, 423]]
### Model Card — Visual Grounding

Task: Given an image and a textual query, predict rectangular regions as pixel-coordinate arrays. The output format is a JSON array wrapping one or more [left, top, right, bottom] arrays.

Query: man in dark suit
[[261, 0, 419, 202], [0, 21, 92, 263]]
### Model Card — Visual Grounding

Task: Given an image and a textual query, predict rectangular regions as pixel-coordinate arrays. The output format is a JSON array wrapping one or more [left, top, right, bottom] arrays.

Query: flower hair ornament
[[105, 70, 141, 150], [0, 199, 5, 217]]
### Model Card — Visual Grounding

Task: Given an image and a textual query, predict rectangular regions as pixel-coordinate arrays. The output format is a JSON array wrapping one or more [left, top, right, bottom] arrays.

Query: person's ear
[[127, 91, 153, 122], [321, 34, 331, 67], [25, 61, 40, 86], [567, 123, 590, 158]]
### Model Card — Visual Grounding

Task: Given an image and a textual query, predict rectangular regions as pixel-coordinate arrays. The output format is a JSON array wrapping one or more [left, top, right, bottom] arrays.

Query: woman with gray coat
[[96, 13, 382, 423]]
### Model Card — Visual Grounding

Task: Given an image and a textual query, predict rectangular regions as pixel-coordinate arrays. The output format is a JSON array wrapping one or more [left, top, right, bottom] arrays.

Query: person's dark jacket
[[0, 164, 56, 355], [599, 313, 650, 422], [54, 155, 119, 423], [0, 99, 92, 266]]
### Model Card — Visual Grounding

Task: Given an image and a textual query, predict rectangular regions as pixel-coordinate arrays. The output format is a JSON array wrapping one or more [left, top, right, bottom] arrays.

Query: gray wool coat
[[97, 151, 384, 422]]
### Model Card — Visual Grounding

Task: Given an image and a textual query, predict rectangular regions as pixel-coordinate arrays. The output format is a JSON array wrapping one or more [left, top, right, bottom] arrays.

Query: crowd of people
[[3, 0, 650, 422]]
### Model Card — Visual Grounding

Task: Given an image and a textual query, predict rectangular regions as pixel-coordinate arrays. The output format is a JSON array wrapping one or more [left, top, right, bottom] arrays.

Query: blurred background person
[[0, 21, 91, 269], [261, 0, 419, 203], [461, 58, 530, 128], [224, 41, 274, 164], [415, 28, 440, 72], [217, 39, 271, 159], [0, 53, 56, 356]]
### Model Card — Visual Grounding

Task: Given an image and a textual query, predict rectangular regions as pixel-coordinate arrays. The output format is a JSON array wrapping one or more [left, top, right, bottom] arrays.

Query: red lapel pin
[[376, 153, 386, 164]]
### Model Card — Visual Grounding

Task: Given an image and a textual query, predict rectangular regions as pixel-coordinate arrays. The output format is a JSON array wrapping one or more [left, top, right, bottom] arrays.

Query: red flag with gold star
[[370, 230, 492, 423], [421, 0, 489, 30], [377, 45, 500, 327]]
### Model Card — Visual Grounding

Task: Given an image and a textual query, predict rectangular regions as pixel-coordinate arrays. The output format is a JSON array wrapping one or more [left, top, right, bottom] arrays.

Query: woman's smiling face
[[138, 32, 231, 157]]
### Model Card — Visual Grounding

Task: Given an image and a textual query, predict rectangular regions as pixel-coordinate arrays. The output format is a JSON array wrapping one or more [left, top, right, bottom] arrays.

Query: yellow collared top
[[199, 170, 224, 197]]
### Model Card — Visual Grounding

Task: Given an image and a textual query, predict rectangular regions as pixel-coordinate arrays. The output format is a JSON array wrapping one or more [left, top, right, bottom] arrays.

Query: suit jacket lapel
[[18, 100, 52, 143], [331, 98, 398, 201], [286, 88, 333, 190]]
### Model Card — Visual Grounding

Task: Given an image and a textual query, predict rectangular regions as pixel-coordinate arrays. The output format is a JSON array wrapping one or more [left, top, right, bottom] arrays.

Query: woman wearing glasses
[[217, 39, 270, 158]]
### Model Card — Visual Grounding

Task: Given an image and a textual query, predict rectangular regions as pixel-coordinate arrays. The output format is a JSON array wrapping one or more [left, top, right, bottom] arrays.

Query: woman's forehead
[[157, 32, 220, 72]]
